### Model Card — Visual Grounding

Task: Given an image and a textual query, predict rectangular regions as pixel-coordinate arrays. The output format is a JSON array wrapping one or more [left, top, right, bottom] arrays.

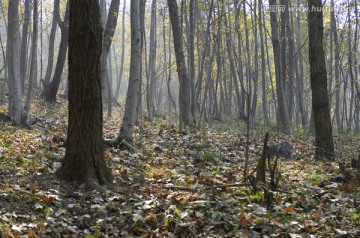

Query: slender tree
[[308, 0, 335, 159], [268, 0, 291, 134], [147, 0, 157, 120], [20, 0, 30, 90], [41, 1, 69, 103], [101, 0, 120, 118], [167, 0, 195, 128], [57, 0, 112, 187], [330, 0, 342, 131], [43, 0, 59, 88], [117, 0, 142, 142], [258, 0, 270, 126], [25, 0, 39, 114], [7, 0, 25, 125], [114, 0, 126, 100]]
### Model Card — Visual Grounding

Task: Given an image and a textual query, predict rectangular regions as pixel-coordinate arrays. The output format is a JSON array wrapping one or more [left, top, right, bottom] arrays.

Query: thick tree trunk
[[308, 0, 335, 160], [118, 0, 142, 142], [57, 0, 112, 187], [167, 0, 194, 127]]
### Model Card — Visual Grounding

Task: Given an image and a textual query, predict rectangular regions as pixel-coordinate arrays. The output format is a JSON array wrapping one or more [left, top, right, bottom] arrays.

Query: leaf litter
[[0, 102, 359, 237]]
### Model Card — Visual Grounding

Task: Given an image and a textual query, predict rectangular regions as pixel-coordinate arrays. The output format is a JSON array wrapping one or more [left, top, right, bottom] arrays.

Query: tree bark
[[147, 0, 157, 120], [296, 0, 307, 127], [118, 0, 142, 142], [25, 0, 38, 114], [308, 0, 335, 160], [43, 0, 59, 87], [189, 0, 197, 119], [258, 0, 270, 126], [101, 0, 120, 117], [115, 0, 127, 100], [41, 1, 69, 103], [330, 0, 342, 131], [57, 0, 112, 187], [7, 0, 25, 125], [167, 0, 194, 127], [20, 0, 31, 91], [269, 0, 291, 134]]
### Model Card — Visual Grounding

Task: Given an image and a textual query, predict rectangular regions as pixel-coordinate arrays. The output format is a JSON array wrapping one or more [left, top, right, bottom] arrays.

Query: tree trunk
[[118, 0, 142, 142], [147, 0, 157, 120], [330, 0, 342, 131], [43, 0, 59, 87], [57, 0, 112, 187], [136, 0, 146, 124], [41, 2, 69, 103], [167, 0, 194, 127], [189, 0, 197, 119], [250, 1, 259, 127], [353, 2, 359, 132], [259, 0, 270, 126], [0, 30, 7, 104], [163, 14, 177, 115], [25, 0, 38, 114], [101, 0, 120, 118], [296, 0, 308, 127], [269, 0, 291, 134], [115, 0, 126, 100], [20, 0, 31, 91], [7, 0, 25, 125], [308, 0, 335, 160], [284, 0, 295, 123], [195, 0, 214, 113]]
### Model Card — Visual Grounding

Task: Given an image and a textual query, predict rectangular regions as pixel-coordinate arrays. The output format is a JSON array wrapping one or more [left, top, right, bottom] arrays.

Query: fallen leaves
[[0, 102, 359, 237]]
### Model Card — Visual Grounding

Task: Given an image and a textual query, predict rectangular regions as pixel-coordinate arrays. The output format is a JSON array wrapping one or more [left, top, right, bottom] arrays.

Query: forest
[[0, 0, 359, 237]]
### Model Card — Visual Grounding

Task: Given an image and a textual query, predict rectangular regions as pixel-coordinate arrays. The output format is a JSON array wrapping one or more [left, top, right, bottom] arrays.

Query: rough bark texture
[[118, 0, 141, 142], [308, 0, 335, 160], [56, 0, 112, 186], [167, 0, 194, 127]]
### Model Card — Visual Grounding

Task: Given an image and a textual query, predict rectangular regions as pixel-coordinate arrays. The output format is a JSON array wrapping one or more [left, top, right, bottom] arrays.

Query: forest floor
[[0, 100, 359, 238]]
